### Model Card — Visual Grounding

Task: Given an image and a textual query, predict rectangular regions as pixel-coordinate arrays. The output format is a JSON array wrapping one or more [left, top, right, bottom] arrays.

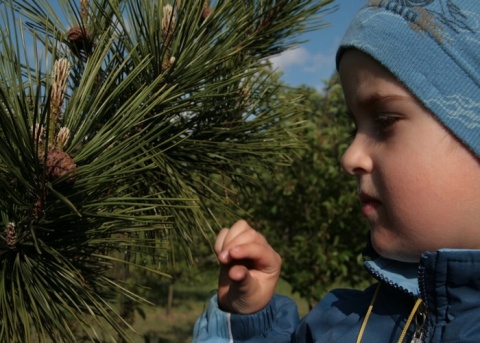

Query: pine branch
[[0, 0, 336, 340]]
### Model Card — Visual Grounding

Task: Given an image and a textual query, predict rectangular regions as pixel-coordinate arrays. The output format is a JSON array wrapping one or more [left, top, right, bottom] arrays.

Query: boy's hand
[[215, 220, 282, 314]]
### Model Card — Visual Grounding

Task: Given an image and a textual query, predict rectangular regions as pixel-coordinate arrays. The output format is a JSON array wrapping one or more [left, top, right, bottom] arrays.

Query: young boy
[[193, 1, 480, 342]]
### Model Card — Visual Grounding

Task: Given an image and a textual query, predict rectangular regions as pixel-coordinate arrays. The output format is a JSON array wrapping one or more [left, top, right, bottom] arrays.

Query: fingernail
[[219, 251, 229, 262]]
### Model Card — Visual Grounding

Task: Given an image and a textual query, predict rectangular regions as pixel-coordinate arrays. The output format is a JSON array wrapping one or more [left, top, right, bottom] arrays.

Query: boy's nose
[[341, 136, 373, 176]]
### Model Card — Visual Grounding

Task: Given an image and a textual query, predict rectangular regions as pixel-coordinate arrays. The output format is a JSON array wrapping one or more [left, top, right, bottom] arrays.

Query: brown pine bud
[[162, 5, 175, 37], [4, 223, 17, 249], [46, 149, 77, 183]]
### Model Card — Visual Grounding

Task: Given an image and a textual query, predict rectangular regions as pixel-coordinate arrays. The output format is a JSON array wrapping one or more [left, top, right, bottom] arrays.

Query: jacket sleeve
[[192, 293, 300, 342]]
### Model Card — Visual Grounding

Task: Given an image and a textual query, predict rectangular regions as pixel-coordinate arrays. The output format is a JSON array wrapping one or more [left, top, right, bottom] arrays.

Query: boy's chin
[[372, 241, 421, 263]]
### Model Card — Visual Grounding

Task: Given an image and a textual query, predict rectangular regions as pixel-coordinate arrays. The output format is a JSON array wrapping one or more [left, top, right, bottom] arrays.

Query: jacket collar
[[363, 243, 419, 297], [363, 244, 480, 300]]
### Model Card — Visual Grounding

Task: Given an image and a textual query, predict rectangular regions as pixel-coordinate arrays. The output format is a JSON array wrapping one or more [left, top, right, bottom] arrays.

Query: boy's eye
[[374, 114, 400, 136], [345, 113, 400, 140]]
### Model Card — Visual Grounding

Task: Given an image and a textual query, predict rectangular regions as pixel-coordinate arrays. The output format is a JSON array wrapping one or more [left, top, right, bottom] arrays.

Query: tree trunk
[[166, 277, 175, 317]]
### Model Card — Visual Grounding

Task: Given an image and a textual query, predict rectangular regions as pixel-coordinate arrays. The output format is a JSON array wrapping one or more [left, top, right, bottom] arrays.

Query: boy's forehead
[[340, 50, 396, 88], [340, 50, 434, 116]]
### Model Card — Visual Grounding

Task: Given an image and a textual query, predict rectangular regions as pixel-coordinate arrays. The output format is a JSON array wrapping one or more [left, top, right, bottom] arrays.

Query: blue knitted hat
[[336, 0, 480, 157]]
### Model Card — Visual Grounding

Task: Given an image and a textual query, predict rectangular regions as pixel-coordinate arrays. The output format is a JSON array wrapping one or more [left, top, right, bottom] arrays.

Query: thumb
[[219, 266, 262, 314], [228, 264, 253, 285]]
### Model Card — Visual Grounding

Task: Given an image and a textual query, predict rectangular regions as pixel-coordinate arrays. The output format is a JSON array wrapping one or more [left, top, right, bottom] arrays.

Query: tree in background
[[0, 0, 335, 341], [242, 75, 371, 309]]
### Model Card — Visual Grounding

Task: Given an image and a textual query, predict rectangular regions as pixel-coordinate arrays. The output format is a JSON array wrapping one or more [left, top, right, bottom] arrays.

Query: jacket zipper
[[410, 302, 426, 343], [414, 262, 430, 342]]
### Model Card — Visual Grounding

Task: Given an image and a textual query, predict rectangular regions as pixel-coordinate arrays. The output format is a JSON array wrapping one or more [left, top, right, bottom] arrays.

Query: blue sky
[[270, 2, 364, 92]]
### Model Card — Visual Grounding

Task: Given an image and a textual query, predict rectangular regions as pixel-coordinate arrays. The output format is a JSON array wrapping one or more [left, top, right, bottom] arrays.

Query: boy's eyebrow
[[344, 93, 413, 121], [356, 93, 410, 109]]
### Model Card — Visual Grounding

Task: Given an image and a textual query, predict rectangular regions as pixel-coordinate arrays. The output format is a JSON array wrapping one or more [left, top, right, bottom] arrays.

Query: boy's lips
[[359, 191, 381, 216]]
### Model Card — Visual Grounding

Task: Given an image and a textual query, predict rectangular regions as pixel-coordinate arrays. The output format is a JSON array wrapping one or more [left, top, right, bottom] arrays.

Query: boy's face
[[339, 49, 480, 263]]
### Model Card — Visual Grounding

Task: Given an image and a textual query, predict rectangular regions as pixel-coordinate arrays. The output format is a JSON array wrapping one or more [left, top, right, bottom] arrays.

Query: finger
[[222, 221, 267, 251], [214, 228, 230, 256], [217, 220, 261, 262], [215, 220, 251, 256], [218, 232, 267, 265], [222, 220, 253, 246], [228, 242, 281, 272]]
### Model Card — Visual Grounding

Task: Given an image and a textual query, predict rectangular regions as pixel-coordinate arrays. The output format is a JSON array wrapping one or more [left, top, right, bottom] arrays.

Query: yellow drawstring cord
[[397, 298, 424, 343], [356, 283, 381, 343], [356, 283, 424, 343]]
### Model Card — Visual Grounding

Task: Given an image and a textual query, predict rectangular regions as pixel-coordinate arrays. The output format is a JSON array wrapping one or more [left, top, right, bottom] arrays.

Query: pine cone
[[46, 149, 77, 183], [67, 26, 93, 58], [199, 7, 212, 25], [202, 7, 212, 19]]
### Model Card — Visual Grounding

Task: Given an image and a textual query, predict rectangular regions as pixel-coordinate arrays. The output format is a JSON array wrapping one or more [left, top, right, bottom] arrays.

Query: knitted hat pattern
[[336, 0, 480, 157]]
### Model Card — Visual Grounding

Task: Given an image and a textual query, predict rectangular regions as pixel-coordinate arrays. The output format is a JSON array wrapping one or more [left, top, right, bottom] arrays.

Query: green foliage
[[0, 0, 335, 341], [241, 75, 371, 307]]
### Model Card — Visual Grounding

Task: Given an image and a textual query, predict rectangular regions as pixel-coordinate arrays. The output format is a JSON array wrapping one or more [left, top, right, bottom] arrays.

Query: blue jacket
[[192, 249, 480, 342]]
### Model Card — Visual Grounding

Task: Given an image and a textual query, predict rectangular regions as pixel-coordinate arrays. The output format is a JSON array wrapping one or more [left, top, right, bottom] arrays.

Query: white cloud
[[270, 48, 335, 75], [269, 47, 310, 71]]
